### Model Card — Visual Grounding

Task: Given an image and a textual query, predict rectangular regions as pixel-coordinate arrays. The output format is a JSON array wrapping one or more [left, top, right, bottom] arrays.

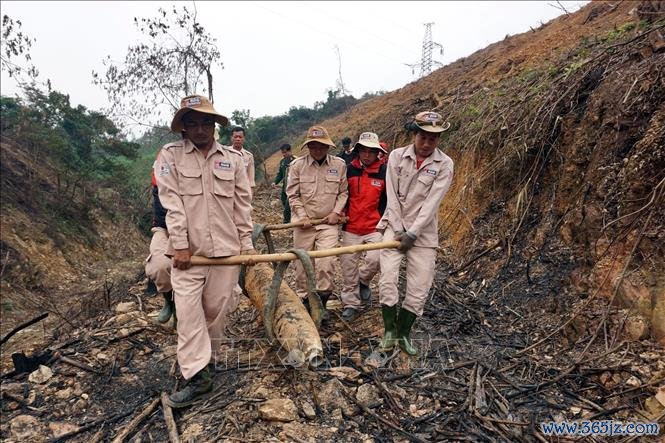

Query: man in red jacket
[[339, 132, 387, 321]]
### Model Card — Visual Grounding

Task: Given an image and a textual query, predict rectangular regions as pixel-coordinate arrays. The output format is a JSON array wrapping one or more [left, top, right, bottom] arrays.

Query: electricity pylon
[[405, 22, 444, 78]]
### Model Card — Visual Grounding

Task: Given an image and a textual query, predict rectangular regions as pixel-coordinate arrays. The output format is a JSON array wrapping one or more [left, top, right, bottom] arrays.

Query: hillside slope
[[0, 139, 148, 345], [270, 0, 665, 342]]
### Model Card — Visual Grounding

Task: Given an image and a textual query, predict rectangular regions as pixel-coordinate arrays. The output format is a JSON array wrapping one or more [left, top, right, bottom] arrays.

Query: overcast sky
[[1, 1, 588, 126]]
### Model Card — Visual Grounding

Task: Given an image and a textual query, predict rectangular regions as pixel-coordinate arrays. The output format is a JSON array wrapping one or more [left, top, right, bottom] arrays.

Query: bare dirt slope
[[0, 139, 148, 367]]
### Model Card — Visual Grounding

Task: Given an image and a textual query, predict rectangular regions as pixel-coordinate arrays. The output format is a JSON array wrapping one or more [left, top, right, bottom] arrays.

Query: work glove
[[395, 231, 417, 253]]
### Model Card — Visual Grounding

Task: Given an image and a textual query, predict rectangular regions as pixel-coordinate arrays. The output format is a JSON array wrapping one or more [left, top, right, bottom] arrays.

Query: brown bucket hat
[[170, 95, 229, 133], [413, 111, 451, 133], [301, 125, 336, 149]]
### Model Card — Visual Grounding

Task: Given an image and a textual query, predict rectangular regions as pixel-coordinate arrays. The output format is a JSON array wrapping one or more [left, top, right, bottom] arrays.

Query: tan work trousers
[[145, 228, 172, 293], [339, 231, 383, 309], [293, 224, 339, 299], [171, 264, 240, 379], [379, 228, 437, 316]]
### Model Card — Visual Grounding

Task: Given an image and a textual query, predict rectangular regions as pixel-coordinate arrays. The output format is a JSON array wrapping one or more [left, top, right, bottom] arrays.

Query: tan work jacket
[[229, 146, 255, 188], [286, 153, 348, 225], [156, 140, 254, 257], [378, 144, 454, 248]]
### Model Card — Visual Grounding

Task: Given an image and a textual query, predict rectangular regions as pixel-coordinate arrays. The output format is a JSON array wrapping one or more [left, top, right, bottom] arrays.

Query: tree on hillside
[[93, 5, 221, 130], [0, 14, 38, 83], [1, 87, 139, 200]]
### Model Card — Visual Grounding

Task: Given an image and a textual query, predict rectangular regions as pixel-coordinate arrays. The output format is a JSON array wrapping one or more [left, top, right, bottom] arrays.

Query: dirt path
[[1, 188, 663, 442]]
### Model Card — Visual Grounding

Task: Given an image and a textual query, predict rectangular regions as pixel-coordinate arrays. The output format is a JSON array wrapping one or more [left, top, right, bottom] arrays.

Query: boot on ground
[[359, 281, 371, 302], [396, 308, 418, 356], [157, 290, 175, 324], [380, 304, 398, 350], [166, 366, 212, 408], [317, 291, 332, 323], [341, 307, 359, 321]]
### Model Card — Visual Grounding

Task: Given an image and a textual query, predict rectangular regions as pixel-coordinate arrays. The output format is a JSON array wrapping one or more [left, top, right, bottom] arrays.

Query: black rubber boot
[[317, 291, 332, 322], [341, 307, 359, 321], [379, 304, 398, 350], [157, 290, 175, 324], [166, 366, 212, 408], [359, 281, 371, 302], [144, 279, 158, 296], [396, 308, 418, 356]]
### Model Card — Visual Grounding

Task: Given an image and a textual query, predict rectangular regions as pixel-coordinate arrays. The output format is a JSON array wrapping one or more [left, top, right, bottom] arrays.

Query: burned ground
[[1, 189, 663, 442]]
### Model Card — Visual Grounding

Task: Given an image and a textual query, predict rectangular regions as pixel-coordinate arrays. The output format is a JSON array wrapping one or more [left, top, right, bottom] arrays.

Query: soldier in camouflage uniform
[[272, 143, 294, 223]]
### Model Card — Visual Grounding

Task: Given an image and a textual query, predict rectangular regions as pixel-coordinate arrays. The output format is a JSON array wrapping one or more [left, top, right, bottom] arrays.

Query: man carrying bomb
[[286, 126, 348, 319], [339, 132, 387, 321], [377, 111, 454, 355], [155, 95, 255, 407]]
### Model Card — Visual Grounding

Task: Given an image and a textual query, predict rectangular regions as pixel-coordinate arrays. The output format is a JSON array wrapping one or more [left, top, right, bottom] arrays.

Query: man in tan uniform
[[286, 126, 348, 319], [377, 111, 454, 355], [226, 126, 254, 299], [227, 126, 255, 196], [156, 95, 255, 408]]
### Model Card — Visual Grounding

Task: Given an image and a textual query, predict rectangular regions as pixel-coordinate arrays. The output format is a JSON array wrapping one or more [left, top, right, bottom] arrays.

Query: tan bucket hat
[[413, 111, 451, 133], [353, 132, 386, 153], [170, 95, 229, 133], [301, 125, 336, 149]]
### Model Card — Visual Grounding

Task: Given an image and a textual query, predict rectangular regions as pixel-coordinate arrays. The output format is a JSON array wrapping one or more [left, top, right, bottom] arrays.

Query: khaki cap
[[170, 95, 229, 133], [301, 125, 336, 149], [353, 132, 386, 153], [413, 111, 451, 133]]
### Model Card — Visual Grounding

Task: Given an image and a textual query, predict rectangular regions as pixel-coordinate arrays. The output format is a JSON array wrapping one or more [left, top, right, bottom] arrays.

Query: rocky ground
[[1, 187, 663, 442]]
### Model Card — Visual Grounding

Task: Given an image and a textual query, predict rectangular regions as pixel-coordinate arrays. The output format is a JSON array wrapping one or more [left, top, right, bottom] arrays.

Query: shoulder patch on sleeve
[[158, 163, 171, 176]]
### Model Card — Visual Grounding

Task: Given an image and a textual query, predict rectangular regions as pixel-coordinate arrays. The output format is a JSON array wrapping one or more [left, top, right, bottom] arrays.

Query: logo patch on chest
[[423, 168, 438, 177], [214, 160, 232, 171], [370, 179, 382, 187]]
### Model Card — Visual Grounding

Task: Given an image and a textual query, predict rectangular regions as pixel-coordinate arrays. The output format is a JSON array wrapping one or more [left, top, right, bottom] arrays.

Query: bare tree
[[93, 5, 222, 129], [0, 14, 39, 83]]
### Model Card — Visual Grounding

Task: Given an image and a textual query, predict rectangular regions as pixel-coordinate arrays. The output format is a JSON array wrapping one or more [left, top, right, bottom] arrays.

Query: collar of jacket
[[306, 153, 332, 166], [350, 157, 381, 173], [184, 139, 226, 155], [402, 143, 444, 163]]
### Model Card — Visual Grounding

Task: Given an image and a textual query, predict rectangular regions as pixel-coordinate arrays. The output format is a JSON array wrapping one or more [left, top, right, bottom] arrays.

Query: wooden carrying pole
[[262, 217, 348, 232], [191, 240, 400, 266]]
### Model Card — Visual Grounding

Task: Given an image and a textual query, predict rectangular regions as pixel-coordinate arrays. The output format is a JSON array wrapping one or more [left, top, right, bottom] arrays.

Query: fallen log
[[111, 396, 161, 443], [160, 392, 180, 443], [191, 240, 400, 266], [244, 262, 323, 367]]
